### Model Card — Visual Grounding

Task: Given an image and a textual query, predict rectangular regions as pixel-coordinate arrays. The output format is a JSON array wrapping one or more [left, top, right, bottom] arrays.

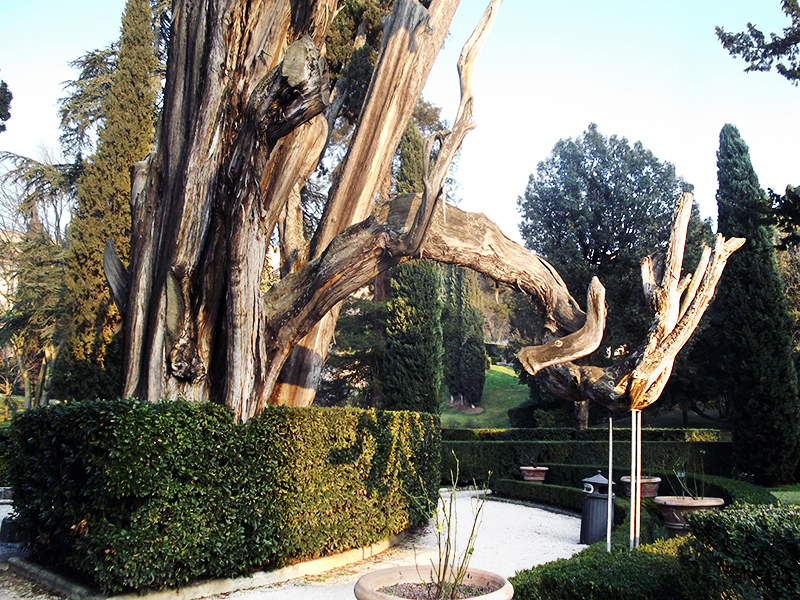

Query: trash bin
[[580, 471, 615, 544]]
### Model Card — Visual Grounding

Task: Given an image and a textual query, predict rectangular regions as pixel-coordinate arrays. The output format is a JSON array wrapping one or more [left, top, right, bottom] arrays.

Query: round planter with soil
[[653, 495, 724, 537], [354, 565, 513, 600]]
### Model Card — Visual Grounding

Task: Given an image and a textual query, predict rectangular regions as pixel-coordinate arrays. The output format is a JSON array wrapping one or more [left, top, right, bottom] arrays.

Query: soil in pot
[[379, 581, 499, 599], [355, 565, 513, 600]]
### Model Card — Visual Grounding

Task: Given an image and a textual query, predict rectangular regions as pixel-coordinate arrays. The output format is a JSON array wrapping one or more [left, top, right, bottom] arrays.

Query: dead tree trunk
[[112, 0, 742, 422]]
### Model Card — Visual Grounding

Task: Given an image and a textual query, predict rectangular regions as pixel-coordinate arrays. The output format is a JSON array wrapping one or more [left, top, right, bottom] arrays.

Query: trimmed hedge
[[442, 440, 734, 484], [534, 464, 777, 506], [681, 504, 800, 598], [441, 427, 728, 442], [0, 427, 9, 485], [9, 399, 440, 593], [491, 480, 584, 513], [510, 531, 690, 600]]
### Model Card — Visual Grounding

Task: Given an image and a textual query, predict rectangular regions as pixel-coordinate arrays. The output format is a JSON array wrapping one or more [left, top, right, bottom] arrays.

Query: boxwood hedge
[[8, 399, 440, 594], [441, 428, 727, 442]]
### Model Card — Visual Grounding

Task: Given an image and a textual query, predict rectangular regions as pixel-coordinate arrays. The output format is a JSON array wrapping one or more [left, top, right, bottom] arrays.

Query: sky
[[1, 1, 798, 245]]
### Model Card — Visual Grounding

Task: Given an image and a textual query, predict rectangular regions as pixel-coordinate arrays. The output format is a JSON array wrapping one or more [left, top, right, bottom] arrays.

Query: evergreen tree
[[714, 123, 800, 485], [56, 0, 158, 400], [441, 266, 486, 406], [0, 217, 66, 409], [382, 260, 444, 413]]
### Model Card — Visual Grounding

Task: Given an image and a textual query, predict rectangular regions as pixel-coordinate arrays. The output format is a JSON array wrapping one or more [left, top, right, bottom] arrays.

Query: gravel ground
[[0, 491, 584, 600]]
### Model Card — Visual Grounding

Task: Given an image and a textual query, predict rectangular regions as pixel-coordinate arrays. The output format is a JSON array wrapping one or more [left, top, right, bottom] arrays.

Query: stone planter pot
[[354, 565, 513, 600], [519, 466, 548, 483], [620, 475, 661, 498], [653, 495, 724, 537]]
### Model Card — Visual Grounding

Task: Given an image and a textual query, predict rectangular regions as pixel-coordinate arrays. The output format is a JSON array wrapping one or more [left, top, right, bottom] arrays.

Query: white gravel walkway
[[210, 491, 584, 600]]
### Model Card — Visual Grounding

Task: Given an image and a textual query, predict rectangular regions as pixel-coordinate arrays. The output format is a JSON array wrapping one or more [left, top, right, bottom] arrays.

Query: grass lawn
[[771, 484, 800, 505], [440, 364, 527, 429]]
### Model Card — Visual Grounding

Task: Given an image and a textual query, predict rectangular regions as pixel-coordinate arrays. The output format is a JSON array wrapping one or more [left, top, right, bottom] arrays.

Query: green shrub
[[0, 427, 9, 485], [441, 428, 727, 442], [442, 440, 735, 485], [510, 506, 691, 600], [680, 504, 800, 599], [9, 399, 440, 593], [510, 542, 690, 600]]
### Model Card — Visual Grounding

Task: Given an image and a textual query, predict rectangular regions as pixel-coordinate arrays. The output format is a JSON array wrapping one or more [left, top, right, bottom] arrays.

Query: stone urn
[[354, 565, 513, 600], [620, 475, 661, 498], [519, 466, 548, 483], [653, 495, 724, 537]]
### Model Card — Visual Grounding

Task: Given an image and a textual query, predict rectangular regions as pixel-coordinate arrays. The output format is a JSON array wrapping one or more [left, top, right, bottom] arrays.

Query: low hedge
[[442, 440, 734, 484], [535, 464, 777, 506], [491, 480, 584, 513], [681, 504, 800, 598], [441, 428, 727, 442], [0, 427, 9, 485], [510, 524, 689, 599], [9, 399, 440, 594]]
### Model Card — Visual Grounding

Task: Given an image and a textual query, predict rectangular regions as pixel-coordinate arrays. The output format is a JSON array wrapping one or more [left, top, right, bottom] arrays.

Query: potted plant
[[519, 454, 548, 483], [654, 451, 724, 537], [354, 460, 513, 600], [620, 475, 661, 498]]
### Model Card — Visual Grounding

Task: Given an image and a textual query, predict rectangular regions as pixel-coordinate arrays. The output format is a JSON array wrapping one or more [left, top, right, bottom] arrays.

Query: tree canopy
[[518, 123, 706, 354], [716, 1, 800, 85]]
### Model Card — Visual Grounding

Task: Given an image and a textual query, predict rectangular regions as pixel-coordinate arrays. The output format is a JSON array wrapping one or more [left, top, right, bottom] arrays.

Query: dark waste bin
[[579, 471, 615, 544]]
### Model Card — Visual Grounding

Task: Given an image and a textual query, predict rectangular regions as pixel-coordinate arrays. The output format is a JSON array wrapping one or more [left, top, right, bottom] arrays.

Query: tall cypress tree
[[441, 266, 486, 406], [381, 120, 444, 413], [714, 123, 800, 485], [382, 260, 444, 413], [56, 0, 157, 399]]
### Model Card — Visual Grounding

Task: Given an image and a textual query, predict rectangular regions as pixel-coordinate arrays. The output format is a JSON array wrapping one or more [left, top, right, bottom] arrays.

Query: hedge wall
[[8, 399, 440, 594], [534, 464, 777, 506], [441, 428, 728, 442], [442, 440, 734, 485]]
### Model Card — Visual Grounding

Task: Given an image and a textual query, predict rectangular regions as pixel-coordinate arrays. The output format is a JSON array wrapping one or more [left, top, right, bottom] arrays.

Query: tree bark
[[120, 0, 740, 422]]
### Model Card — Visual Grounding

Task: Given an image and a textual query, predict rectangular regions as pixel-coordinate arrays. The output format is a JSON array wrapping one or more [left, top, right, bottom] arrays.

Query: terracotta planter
[[620, 475, 661, 498], [354, 565, 513, 600], [653, 495, 724, 537], [519, 466, 548, 483]]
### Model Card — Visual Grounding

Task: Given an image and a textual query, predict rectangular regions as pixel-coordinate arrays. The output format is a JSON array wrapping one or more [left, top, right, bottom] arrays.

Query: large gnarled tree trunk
[[113, 0, 742, 422]]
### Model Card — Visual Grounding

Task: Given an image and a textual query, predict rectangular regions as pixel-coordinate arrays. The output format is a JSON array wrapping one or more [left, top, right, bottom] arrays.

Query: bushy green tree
[[382, 259, 444, 413], [518, 123, 699, 356], [56, 0, 158, 401], [712, 124, 800, 485]]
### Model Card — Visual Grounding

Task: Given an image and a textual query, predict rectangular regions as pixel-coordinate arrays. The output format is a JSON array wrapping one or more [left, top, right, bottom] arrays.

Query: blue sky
[[1, 1, 798, 244]]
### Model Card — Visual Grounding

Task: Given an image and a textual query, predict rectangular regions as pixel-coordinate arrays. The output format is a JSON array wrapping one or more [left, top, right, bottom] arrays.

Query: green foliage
[[0, 218, 67, 407], [680, 504, 800, 599], [707, 124, 800, 485], [510, 537, 689, 600], [317, 296, 386, 407], [442, 267, 487, 405], [517, 123, 705, 356], [8, 399, 440, 593], [442, 440, 738, 486], [441, 427, 728, 442], [716, 1, 800, 85], [59, 0, 159, 400], [383, 260, 444, 413], [0, 79, 11, 133]]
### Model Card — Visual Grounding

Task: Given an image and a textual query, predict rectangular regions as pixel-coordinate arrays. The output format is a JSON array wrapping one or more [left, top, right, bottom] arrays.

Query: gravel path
[[0, 491, 584, 600]]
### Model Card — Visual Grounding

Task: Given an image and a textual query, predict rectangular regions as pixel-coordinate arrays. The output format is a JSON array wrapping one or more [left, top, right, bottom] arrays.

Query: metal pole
[[606, 416, 613, 553], [629, 410, 636, 550], [634, 409, 642, 548]]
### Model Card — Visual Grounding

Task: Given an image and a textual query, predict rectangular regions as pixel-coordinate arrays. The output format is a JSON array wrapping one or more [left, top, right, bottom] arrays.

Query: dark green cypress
[[715, 123, 800, 485], [57, 0, 157, 400], [441, 266, 486, 406], [382, 260, 444, 413]]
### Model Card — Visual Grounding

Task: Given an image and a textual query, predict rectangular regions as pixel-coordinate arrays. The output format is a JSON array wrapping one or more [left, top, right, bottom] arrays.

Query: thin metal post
[[606, 416, 613, 553], [634, 409, 642, 548]]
